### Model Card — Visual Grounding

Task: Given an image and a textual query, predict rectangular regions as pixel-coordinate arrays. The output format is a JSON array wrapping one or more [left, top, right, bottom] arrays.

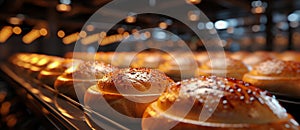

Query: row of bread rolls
[[9, 53, 299, 129], [9, 53, 119, 102], [67, 51, 300, 97], [66, 51, 300, 129]]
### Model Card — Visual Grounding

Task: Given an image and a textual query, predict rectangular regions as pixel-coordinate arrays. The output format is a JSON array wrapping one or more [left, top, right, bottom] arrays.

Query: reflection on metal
[[30, 88, 40, 94], [42, 108, 50, 114], [40, 95, 53, 103], [54, 96, 84, 120]]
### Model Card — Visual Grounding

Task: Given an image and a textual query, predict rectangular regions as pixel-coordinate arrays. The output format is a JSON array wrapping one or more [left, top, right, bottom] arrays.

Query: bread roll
[[84, 68, 174, 128], [142, 76, 299, 130], [38, 59, 82, 86], [54, 61, 118, 101], [279, 51, 300, 62], [243, 59, 300, 98], [230, 51, 250, 60], [242, 52, 274, 70], [197, 57, 248, 80], [158, 53, 197, 81], [131, 52, 163, 68]]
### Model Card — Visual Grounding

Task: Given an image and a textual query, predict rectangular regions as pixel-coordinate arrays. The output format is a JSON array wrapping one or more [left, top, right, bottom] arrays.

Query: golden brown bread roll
[[38, 59, 82, 86], [9, 53, 32, 71], [230, 51, 250, 60], [196, 57, 248, 80], [243, 59, 300, 98], [193, 52, 209, 66], [110, 52, 137, 68], [94, 52, 115, 64], [131, 52, 163, 68], [279, 51, 300, 62], [158, 53, 197, 81], [84, 68, 174, 127], [24, 54, 62, 78], [242, 52, 274, 70], [54, 61, 118, 101], [142, 76, 299, 130]]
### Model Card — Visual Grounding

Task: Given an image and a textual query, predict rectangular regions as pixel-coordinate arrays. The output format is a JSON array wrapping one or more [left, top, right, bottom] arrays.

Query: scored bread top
[[156, 76, 289, 124]]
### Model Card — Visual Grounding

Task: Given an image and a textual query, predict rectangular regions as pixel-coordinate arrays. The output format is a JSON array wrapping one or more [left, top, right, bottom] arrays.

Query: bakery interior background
[[0, 0, 300, 60]]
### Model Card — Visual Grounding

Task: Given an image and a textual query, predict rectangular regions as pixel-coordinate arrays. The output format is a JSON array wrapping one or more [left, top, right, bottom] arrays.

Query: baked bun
[[22, 54, 62, 78], [242, 52, 274, 70], [131, 52, 163, 68], [38, 59, 82, 86], [158, 53, 197, 81], [110, 52, 136, 68], [142, 76, 299, 130], [9, 53, 33, 71], [54, 61, 118, 101], [243, 59, 300, 98], [94, 52, 115, 64], [194, 52, 209, 66], [230, 51, 250, 60], [84, 68, 174, 128], [197, 57, 248, 80], [279, 51, 300, 62]]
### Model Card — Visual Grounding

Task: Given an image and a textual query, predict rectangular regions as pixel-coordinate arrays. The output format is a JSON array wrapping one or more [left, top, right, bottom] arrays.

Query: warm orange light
[[117, 27, 125, 34], [99, 34, 125, 46], [81, 33, 100, 45], [252, 6, 264, 14], [56, 4, 71, 12], [65, 65, 78, 74], [47, 61, 61, 69], [186, 0, 201, 4], [131, 29, 138, 33], [30, 57, 39, 64], [30, 88, 40, 94], [6, 115, 17, 127], [40, 95, 53, 103], [37, 58, 49, 66], [62, 32, 79, 44], [12, 26, 22, 34], [0, 26, 13, 43], [22, 29, 41, 44], [0, 92, 7, 103], [126, 16, 136, 23], [86, 25, 95, 32], [39, 28, 48, 36], [188, 11, 200, 21], [159, 22, 168, 29], [99, 31, 106, 38], [79, 31, 87, 38], [1, 101, 11, 115], [9, 17, 22, 25], [57, 30, 65, 38], [144, 31, 151, 38], [123, 32, 130, 38]]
